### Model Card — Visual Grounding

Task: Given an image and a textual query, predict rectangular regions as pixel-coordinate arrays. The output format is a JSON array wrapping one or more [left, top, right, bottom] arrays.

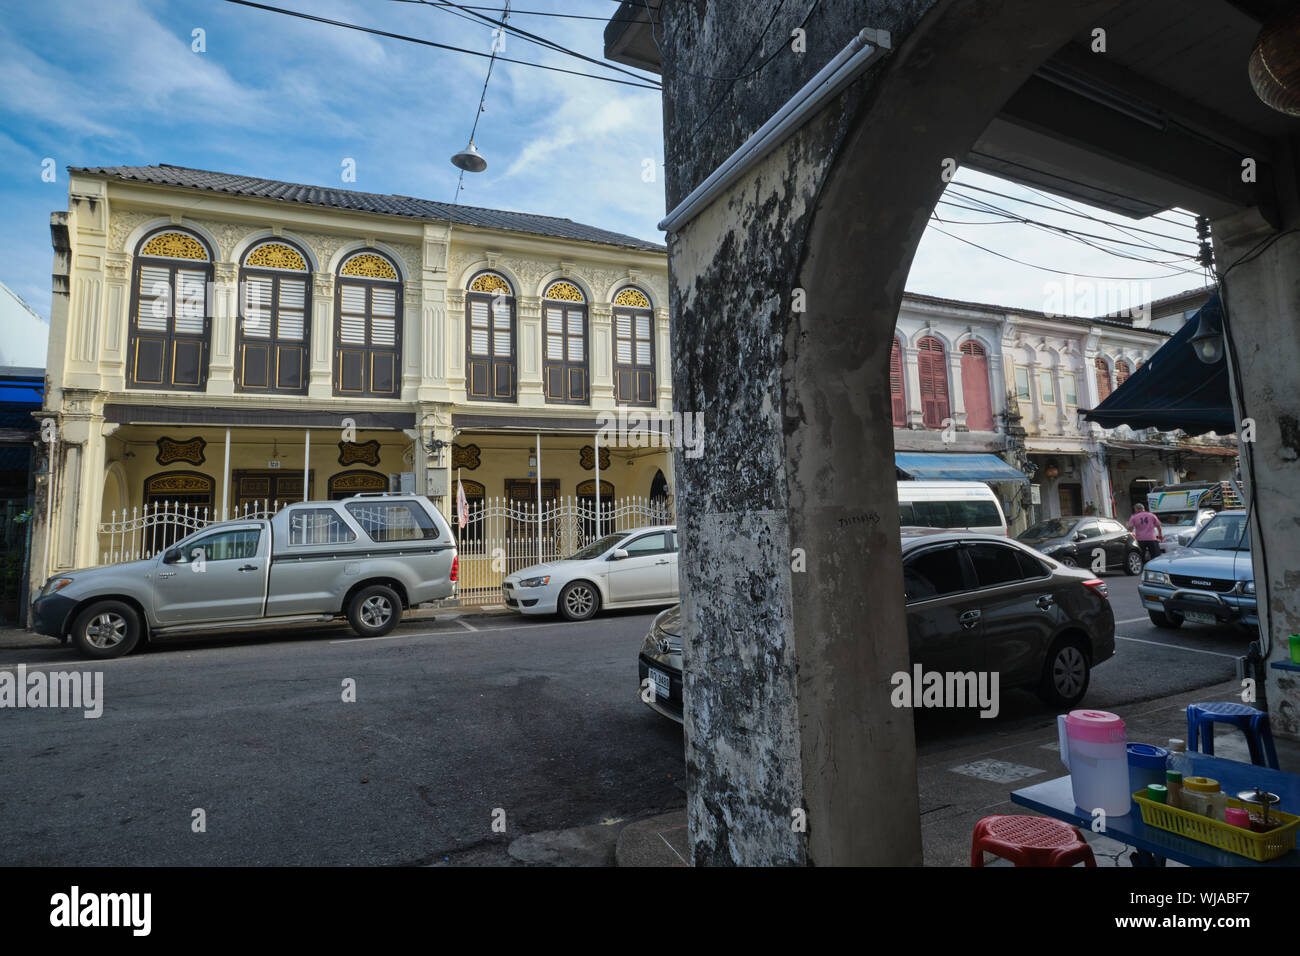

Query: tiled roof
[[70, 164, 666, 254]]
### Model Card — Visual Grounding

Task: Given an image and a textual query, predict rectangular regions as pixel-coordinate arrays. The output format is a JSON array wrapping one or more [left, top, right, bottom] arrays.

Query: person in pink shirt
[[1128, 503, 1163, 563]]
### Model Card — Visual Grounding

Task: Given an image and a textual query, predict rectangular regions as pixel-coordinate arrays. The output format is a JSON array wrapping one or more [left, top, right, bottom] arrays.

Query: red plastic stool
[[971, 815, 1097, 867]]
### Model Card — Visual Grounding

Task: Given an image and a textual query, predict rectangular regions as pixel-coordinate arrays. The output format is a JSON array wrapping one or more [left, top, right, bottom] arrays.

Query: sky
[[0, 0, 1212, 367]]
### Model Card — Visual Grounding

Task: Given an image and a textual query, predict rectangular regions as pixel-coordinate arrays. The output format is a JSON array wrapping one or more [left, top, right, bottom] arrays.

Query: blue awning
[[895, 452, 1028, 483]]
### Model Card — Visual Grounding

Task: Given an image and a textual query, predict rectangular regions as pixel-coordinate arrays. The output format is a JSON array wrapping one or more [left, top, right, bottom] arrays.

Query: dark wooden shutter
[[890, 339, 906, 426], [543, 302, 588, 404], [1095, 358, 1113, 400]]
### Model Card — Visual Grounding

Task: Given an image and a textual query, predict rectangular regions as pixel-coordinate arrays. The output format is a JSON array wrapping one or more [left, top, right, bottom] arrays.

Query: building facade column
[[308, 272, 334, 398], [517, 295, 544, 403], [206, 260, 238, 396], [590, 303, 615, 405], [903, 345, 923, 428]]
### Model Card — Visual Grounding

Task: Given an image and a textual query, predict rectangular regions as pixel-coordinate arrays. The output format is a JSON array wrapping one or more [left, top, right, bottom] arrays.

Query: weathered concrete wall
[[659, 0, 1123, 864], [1212, 171, 1300, 736]]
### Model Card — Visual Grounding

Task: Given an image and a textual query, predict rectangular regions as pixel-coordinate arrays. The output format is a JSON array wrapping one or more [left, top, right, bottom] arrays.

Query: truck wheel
[[71, 601, 142, 659], [1148, 610, 1183, 629], [347, 584, 402, 637], [1124, 550, 1143, 575], [558, 581, 600, 621]]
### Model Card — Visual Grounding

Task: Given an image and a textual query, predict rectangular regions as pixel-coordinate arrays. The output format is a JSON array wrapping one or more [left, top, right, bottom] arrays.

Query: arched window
[[335, 250, 401, 398], [1095, 358, 1113, 400], [238, 240, 311, 394], [465, 271, 516, 402], [142, 471, 214, 555], [1114, 360, 1131, 387], [959, 341, 994, 431], [889, 337, 906, 427], [613, 286, 655, 406], [128, 228, 213, 390], [916, 336, 950, 429], [328, 470, 388, 499], [577, 478, 615, 538], [452, 479, 486, 543], [543, 280, 588, 404]]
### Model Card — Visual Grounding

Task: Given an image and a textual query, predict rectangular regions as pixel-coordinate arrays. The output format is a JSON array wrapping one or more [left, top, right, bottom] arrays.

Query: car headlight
[[1242, 580, 1256, 595], [518, 575, 550, 588], [1143, 569, 1171, 587], [41, 577, 74, 596]]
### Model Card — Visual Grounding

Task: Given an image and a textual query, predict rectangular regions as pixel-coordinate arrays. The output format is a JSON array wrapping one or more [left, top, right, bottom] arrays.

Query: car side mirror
[[163, 548, 180, 564], [611, 548, 629, 561], [1072, 532, 1083, 541]]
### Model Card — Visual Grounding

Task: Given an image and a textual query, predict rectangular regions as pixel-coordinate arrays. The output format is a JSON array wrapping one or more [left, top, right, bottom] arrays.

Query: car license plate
[[648, 667, 671, 699], [1184, 610, 1216, 625]]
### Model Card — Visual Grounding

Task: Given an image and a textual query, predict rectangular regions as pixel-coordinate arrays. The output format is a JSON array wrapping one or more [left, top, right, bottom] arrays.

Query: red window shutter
[[1114, 361, 1131, 386], [959, 341, 993, 431], [1095, 358, 1112, 401], [917, 337, 950, 428], [890, 339, 905, 426]]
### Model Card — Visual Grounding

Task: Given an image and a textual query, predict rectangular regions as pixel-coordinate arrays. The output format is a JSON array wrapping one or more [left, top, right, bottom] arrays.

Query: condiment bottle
[[1165, 770, 1183, 809], [1146, 783, 1168, 804], [1183, 776, 1223, 819], [1167, 738, 1192, 779]]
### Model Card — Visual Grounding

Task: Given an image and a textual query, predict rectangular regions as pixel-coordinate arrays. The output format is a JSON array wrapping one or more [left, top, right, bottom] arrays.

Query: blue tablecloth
[[1010, 752, 1300, 867]]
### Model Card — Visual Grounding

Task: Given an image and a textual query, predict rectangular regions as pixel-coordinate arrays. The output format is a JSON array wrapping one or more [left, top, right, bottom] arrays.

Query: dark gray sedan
[[638, 531, 1116, 722]]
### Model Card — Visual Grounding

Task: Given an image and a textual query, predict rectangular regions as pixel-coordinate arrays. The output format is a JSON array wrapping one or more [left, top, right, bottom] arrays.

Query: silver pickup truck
[[32, 494, 457, 659]]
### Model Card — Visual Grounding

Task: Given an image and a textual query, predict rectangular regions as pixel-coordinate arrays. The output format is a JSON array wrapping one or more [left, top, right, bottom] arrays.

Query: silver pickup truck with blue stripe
[[31, 494, 457, 658]]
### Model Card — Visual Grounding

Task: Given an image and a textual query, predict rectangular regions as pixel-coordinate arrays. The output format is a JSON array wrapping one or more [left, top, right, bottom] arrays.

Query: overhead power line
[[390, 0, 660, 87], [926, 217, 1201, 282], [220, 0, 662, 90]]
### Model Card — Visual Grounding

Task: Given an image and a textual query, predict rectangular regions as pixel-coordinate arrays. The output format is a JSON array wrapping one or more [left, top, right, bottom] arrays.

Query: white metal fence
[[98, 500, 288, 565], [455, 495, 672, 605], [97, 495, 674, 607]]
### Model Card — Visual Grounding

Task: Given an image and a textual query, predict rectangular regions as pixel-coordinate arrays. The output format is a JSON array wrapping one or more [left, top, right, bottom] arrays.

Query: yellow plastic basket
[[1132, 789, 1300, 862]]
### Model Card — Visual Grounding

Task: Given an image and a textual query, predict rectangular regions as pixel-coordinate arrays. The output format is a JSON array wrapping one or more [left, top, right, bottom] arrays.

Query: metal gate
[[455, 495, 672, 605]]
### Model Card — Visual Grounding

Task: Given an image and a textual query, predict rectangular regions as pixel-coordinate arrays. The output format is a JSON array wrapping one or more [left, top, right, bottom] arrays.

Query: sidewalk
[[0, 600, 518, 651], [614, 678, 1296, 866]]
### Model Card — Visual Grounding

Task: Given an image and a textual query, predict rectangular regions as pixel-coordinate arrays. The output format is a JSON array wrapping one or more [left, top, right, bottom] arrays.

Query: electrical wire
[[449, 0, 511, 203], [937, 197, 1199, 263], [389, 0, 660, 87], [220, 0, 662, 90], [642, 0, 812, 83], [926, 217, 1203, 281], [947, 182, 1200, 249]]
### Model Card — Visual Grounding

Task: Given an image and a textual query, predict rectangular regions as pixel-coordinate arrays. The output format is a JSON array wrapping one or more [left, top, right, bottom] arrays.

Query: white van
[[896, 480, 1008, 536]]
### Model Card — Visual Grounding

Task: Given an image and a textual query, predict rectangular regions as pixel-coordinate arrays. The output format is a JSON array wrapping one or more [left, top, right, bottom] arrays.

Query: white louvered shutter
[[137, 265, 172, 331], [174, 269, 207, 334], [469, 300, 490, 355]]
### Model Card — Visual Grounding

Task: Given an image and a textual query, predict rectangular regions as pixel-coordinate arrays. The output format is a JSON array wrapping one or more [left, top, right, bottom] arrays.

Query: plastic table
[[1010, 752, 1300, 867]]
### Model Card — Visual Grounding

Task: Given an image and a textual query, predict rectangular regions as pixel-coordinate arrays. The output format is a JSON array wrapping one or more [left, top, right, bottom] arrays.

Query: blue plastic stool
[[1186, 702, 1279, 769]]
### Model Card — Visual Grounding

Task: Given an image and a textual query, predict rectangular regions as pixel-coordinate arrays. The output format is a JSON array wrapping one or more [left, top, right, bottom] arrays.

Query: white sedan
[[501, 525, 679, 621]]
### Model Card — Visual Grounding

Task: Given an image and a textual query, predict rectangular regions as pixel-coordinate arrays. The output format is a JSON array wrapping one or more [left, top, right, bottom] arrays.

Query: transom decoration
[[340, 251, 398, 280], [145, 472, 213, 494], [139, 231, 210, 261], [245, 241, 308, 271], [544, 280, 585, 302], [469, 272, 512, 295], [614, 287, 650, 309]]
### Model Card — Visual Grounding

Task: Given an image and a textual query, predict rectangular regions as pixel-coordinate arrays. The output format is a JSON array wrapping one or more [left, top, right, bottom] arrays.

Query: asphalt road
[[0, 573, 1248, 865], [0, 608, 684, 866]]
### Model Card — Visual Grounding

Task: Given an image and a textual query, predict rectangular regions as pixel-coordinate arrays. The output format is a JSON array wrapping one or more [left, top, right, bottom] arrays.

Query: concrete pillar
[[1082, 449, 1114, 518], [1212, 213, 1300, 738], [208, 261, 237, 396], [903, 344, 923, 429], [590, 304, 615, 406], [655, 0, 1125, 866], [518, 295, 544, 403], [309, 272, 334, 398], [947, 349, 967, 430]]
